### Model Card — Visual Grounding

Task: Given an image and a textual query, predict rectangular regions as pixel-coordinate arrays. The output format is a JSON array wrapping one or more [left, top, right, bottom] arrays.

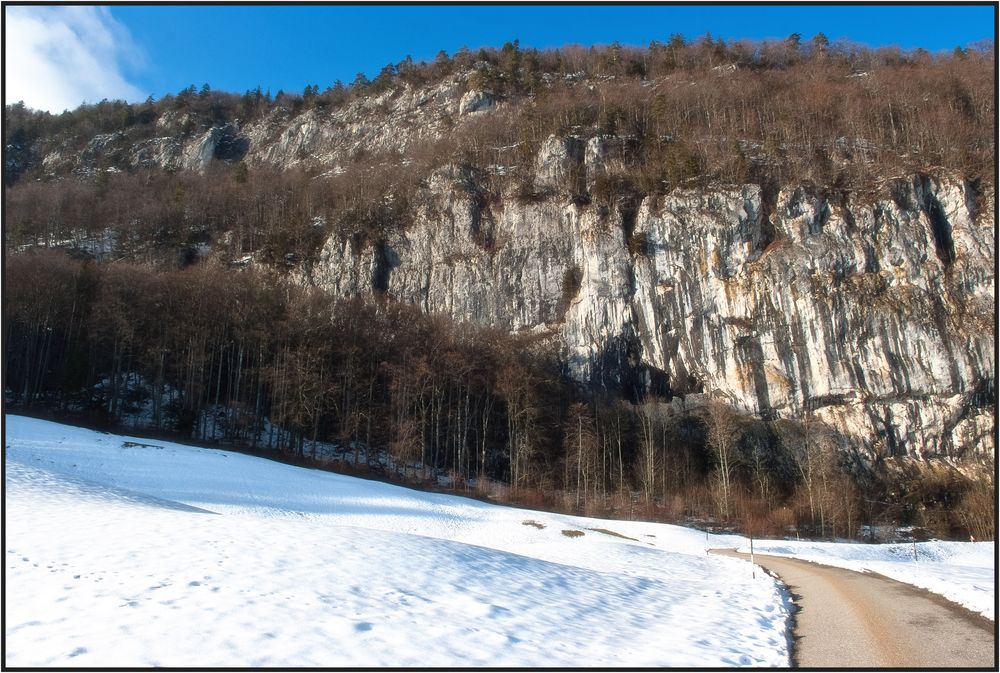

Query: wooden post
[[750, 530, 755, 579]]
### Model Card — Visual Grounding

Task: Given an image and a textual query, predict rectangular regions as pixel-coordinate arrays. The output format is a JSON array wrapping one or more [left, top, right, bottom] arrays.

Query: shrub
[[556, 265, 583, 319], [955, 476, 995, 540], [627, 231, 649, 257], [664, 141, 704, 188], [561, 265, 582, 302]]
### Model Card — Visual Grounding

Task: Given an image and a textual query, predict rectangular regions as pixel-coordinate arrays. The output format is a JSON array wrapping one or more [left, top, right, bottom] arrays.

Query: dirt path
[[714, 549, 995, 668]]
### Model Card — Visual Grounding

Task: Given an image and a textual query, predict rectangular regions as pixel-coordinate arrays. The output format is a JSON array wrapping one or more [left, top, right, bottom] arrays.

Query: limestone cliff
[[301, 159, 994, 464], [12, 72, 995, 465]]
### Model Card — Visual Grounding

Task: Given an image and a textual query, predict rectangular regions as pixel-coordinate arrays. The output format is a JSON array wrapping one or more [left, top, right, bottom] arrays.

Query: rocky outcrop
[[243, 77, 465, 170], [457, 89, 494, 115], [73, 132, 128, 175], [534, 134, 584, 192], [130, 137, 184, 171], [302, 161, 995, 464], [182, 123, 248, 171], [28, 75, 475, 176]]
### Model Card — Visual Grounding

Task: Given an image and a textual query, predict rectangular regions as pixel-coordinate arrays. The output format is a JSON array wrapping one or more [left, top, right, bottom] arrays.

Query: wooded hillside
[[3, 35, 995, 540]]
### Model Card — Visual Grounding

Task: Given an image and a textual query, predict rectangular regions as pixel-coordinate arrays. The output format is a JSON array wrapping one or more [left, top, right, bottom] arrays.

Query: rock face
[[242, 77, 464, 170], [303, 162, 995, 464], [13, 74, 994, 465], [627, 176, 994, 462], [457, 89, 494, 115], [183, 123, 248, 171], [28, 75, 470, 177]]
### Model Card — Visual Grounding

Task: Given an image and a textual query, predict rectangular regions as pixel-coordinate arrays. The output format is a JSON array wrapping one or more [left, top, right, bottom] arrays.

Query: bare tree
[[635, 401, 663, 505], [786, 412, 839, 537], [705, 399, 742, 522]]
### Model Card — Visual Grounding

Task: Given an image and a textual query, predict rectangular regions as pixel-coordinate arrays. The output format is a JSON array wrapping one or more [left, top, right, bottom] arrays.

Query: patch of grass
[[561, 529, 585, 538], [122, 441, 163, 449], [587, 527, 638, 541], [522, 520, 546, 529]]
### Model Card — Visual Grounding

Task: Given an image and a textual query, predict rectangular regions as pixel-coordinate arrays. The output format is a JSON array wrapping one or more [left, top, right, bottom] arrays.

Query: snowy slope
[[739, 538, 995, 620], [5, 415, 788, 668]]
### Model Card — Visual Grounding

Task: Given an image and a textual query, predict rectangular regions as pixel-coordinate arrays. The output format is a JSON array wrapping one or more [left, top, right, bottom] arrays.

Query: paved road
[[714, 549, 996, 668]]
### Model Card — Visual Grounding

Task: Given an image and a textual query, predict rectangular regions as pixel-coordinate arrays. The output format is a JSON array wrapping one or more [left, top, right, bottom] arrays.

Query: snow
[[5, 415, 788, 668], [6, 415, 993, 667], [739, 538, 995, 620]]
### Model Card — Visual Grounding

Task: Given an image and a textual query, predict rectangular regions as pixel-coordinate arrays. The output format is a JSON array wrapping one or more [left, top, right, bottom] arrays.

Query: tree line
[[3, 161, 428, 269], [6, 33, 993, 191], [4, 250, 993, 540]]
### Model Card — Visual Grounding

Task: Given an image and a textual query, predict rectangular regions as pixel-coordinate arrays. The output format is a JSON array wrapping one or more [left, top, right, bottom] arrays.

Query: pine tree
[[812, 32, 829, 53]]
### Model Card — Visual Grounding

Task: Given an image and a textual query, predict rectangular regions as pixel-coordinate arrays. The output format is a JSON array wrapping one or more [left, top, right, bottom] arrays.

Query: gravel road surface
[[714, 549, 996, 668]]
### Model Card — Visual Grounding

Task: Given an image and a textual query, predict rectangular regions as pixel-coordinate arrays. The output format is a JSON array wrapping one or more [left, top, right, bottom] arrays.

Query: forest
[[4, 250, 994, 541], [3, 35, 995, 541], [6, 33, 994, 191]]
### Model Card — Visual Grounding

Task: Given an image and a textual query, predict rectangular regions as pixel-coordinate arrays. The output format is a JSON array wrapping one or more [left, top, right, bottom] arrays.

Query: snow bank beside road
[[741, 538, 995, 620]]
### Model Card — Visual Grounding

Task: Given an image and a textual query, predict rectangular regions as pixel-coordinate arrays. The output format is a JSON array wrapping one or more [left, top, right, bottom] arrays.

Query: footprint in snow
[[354, 622, 373, 632], [488, 605, 511, 619]]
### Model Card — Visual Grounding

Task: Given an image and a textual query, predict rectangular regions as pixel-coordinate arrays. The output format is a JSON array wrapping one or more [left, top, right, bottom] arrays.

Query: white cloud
[[5, 6, 146, 113]]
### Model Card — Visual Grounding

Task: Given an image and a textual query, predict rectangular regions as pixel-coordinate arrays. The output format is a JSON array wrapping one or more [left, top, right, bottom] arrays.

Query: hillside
[[5, 415, 994, 666], [5, 415, 790, 667], [3, 39, 995, 538]]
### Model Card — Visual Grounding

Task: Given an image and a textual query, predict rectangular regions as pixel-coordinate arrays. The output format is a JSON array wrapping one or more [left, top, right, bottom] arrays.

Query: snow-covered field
[[740, 537, 995, 620], [4, 415, 994, 667], [5, 415, 787, 667]]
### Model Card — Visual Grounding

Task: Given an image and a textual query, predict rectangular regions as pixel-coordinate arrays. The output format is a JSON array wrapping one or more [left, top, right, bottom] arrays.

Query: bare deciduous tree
[[705, 399, 742, 522]]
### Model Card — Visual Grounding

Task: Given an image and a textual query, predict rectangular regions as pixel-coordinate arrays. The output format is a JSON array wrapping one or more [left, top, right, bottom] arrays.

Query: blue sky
[[5, 4, 996, 112]]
